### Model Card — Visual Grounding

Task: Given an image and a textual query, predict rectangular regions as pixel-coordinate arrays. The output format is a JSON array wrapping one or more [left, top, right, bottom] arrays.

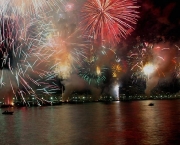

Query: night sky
[[135, 0, 180, 41]]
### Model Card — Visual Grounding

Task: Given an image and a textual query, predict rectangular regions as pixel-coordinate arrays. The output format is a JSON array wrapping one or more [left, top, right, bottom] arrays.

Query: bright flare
[[143, 64, 155, 76], [96, 66, 101, 75]]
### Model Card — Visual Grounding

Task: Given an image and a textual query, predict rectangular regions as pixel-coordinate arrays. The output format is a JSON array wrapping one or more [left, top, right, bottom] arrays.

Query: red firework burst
[[81, 0, 139, 45]]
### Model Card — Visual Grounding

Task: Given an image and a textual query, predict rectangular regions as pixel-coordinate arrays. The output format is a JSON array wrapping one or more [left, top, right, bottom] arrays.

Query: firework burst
[[78, 62, 108, 86], [41, 22, 90, 80], [80, 0, 139, 45]]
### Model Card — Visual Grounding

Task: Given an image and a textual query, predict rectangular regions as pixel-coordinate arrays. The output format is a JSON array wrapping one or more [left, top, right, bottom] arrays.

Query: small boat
[[2, 110, 14, 115], [148, 103, 154, 106]]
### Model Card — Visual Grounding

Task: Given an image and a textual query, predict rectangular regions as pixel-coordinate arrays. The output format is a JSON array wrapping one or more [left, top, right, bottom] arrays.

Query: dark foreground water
[[1, 100, 180, 145]]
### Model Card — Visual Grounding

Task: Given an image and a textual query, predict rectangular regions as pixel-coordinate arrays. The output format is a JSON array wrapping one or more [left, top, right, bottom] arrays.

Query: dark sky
[[133, 0, 180, 42]]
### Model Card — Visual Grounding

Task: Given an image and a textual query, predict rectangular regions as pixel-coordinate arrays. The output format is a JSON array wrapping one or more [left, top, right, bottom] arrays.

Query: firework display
[[0, 0, 179, 103]]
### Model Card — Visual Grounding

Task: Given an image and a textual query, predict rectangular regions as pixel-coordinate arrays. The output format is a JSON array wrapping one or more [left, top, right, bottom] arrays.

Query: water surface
[[0, 100, 180, 145]]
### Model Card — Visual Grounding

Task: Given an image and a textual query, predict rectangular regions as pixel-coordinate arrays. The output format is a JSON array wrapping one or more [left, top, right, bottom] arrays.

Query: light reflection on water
[[0, 100, 180, 145]]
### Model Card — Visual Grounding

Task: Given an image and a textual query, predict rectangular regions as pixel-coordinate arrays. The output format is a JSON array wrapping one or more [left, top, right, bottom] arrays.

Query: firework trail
[[0, 13, 62, 105], [0, 15, 33, 104], [80, 0, 139, 45]]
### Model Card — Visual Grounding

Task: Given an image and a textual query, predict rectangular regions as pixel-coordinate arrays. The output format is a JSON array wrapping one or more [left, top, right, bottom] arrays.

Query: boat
[[148, 103, 154, 106], [2, 110, 14, 115]]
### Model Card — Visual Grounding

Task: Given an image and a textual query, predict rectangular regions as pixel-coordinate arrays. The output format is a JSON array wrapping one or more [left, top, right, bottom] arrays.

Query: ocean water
[[0, 100, 180, 145]]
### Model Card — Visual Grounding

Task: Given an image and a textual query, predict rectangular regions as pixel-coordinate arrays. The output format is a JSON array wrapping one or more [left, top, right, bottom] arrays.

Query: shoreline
[[1, 98, 180, 108]]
